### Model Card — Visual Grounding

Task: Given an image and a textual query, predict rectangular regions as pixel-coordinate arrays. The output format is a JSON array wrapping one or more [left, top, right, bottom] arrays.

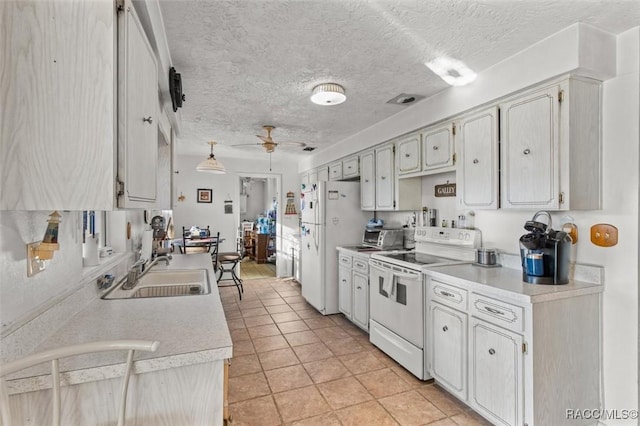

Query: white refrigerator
[[300, 181, 368, 314]]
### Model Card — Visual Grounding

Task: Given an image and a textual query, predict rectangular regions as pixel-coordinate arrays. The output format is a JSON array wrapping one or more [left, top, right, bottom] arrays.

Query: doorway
[[237, 173, 280, 279]]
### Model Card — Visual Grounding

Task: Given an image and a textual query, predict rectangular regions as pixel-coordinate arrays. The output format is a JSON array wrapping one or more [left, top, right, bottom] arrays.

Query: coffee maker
[[519, 211, 571, 285]]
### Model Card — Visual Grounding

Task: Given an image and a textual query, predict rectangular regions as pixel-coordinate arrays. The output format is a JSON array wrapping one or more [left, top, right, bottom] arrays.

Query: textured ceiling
[[159, 0, 640, 160]]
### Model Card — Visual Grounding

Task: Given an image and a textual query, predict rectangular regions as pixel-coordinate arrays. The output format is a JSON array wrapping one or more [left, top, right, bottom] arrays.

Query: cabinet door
[[430, 303, 467, 401], [342, 156, 360, 178], [500, 86, 560, 209], [470, 318, 524, 426], [375, 144, 395, 210], [338, 266, 352, 318], [458, 107, 499, 209], [329, 162, 343, 181], [352, 272, 369, 330], [397, 135, 421, 175], [0, 1, 115, 210], [300, 172, 310, 189], [118, 0, 158, 208], [317, 166, 329, 182], [422, 123, 454, 170], [360, 151, 376, 210]]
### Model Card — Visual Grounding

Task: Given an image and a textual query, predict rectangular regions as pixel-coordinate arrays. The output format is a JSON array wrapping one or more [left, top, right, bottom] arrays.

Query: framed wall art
[[197, 188, 212, 203]]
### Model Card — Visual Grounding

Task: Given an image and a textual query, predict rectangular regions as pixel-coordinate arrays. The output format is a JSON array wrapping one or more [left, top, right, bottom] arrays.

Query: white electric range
[[368, 226, 482, 379]]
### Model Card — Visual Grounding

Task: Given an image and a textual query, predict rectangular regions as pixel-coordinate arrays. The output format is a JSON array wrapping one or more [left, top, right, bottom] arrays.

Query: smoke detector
[[386, 93, 424, 105]]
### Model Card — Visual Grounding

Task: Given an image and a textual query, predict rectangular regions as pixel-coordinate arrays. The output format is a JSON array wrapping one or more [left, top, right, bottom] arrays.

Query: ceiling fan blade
[[256, 135, 272, 143], [232, 143, 263, 147]]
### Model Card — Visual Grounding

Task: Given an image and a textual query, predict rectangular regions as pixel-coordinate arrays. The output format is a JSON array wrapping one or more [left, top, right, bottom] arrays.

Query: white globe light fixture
[[310, 83, 346, 106]]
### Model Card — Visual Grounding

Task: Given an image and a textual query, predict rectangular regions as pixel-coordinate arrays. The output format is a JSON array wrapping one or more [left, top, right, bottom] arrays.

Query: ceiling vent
[[303, 146, 317, 152], [386, 93, 424, 106]]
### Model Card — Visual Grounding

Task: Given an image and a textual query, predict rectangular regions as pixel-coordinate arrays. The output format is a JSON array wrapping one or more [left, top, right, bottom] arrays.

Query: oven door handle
[[370, 263, 420, 280]]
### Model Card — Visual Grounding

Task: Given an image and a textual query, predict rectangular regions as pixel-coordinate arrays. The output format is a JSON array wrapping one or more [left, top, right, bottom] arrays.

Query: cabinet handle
[[341, 279, 346, 283], [489, 348, 496, 355], [364, 179, 369, 183], [405, 153, 411, 158], [484, 306, 505, 316], [473, 159, 479, 164], [433, 145, 439, 150], [142, 116, 153, 124], [357, 286, 362, 290], [442, 325, 448, 332], [439, 290, 454, 298], [523, 148, 531, 155], [380, 176, 386, 180]]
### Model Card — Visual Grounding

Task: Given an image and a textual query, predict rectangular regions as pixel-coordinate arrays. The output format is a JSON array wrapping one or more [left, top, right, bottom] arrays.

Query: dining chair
[[0, 339, 159, 426]]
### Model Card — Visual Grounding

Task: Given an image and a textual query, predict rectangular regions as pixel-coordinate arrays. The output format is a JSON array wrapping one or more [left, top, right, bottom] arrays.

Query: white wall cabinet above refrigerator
[[0, 0, 158, 210]]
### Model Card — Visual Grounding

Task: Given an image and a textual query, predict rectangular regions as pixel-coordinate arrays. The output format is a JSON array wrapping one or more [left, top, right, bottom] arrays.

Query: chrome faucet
[[122, 257, 170, 290]]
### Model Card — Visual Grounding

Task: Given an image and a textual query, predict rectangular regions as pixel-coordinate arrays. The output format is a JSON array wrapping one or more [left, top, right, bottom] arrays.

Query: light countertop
[[426, 263, 603, 304], [6, 254, 232, 394]]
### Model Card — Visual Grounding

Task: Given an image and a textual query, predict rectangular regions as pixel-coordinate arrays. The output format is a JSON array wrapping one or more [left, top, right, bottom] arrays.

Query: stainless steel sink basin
[[102, 269, 210, 300]]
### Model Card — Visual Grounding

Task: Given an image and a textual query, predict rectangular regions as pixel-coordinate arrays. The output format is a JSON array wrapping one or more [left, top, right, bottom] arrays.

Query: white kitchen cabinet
[[337, 250, 370, 331], [117, 0, 158, 208], [351, 258, 369, 330], [329, 162, 343, 181], [317, 166, 329, 182], [342, 156, 360, 179], [300, 171, 310, 189], [425, 270, 601, 426], [470, 317, 523, 426], [457, 106, 499, 210], [422, 122, 455, 172], [338, 266, 352, 318], [375, 144, 395, 210], [397, 134, 422, 175], [429, 302, 467, 401], [500, 77, 601, 210], [360, 150, 376, 210], [0, 0, 158, 210]]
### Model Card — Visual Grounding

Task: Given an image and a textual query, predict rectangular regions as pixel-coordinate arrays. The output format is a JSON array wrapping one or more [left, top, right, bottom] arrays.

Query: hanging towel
[[381, 268, 396, 298]]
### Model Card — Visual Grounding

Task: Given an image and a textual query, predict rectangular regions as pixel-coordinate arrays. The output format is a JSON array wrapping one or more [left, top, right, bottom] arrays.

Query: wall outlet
[[590, 224, 618, 247], [26, 241, 46, 277]]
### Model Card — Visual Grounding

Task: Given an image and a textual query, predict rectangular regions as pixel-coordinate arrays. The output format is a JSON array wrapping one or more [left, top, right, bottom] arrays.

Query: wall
[[302, 24, 638, 425], [173, 154, 300, 277], [0, 210, 146, 337], [241, 179, 266, 221]]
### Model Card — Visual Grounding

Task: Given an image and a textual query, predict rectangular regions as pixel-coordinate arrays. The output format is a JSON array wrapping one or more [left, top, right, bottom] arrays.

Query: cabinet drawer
[[339, 254, 352, 267], [430, 279, 468, 311], [470, 294, 524, 333], [352, 257, 369, 274]]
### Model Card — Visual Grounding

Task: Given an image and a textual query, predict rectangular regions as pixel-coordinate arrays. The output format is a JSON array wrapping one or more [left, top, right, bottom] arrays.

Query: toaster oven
[[362, 228, 404, 250]]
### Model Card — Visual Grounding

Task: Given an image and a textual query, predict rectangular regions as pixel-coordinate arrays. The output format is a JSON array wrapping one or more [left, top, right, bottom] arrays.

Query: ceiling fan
[[233, 125, 306, 153]]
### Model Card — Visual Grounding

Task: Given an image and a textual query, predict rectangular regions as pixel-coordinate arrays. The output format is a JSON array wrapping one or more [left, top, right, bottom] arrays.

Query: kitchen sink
[[102, 269, 210, 300]]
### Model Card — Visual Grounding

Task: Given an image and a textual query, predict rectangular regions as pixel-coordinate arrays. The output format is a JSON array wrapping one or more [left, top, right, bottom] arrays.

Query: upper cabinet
[[342, 156, 360, 179], [500, 77, 601, 210], [117, 0, 158, 208], [361, 144, 421, 211], [0, 0, 159, 210], [457, 107, 499, 210], [329, 161, 343, 181], [422, 122, 455, 171], [397, 135, 422, 175], [360, 151, 376, 210], [317, 166, 329, 182]]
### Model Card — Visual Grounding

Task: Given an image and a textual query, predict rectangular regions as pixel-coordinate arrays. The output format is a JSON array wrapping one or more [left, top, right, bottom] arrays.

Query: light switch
[[590, 224, 618, 247]]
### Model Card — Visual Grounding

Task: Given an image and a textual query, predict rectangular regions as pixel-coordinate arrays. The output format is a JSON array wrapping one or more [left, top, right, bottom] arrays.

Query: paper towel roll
[[142, 230, 154, 261], [82, 235, 100, 267]]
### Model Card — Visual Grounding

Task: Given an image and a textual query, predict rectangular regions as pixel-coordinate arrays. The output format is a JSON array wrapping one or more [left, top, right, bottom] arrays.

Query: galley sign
[[434, 183, 456, 197]]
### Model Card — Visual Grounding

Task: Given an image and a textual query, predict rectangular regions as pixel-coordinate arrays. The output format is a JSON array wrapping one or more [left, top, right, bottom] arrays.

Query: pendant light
[[196, 141, 226, 174]]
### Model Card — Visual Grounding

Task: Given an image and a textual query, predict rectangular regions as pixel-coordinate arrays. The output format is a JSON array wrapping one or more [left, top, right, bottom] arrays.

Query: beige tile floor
[[219, 278, 492, 426]]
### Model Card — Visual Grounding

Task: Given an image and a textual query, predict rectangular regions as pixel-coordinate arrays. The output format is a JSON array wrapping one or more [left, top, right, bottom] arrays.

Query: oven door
[[369, 259, 423, 347]]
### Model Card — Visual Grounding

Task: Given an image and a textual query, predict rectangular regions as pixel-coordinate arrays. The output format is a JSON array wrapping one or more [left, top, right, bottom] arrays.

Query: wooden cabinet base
[[6, 360, 224, 425]]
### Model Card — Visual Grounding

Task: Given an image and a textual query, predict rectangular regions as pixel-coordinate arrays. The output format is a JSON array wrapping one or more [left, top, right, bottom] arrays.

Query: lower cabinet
[[429, 302, 467, 401], [425, 273, 601, 426], [337, 250, 370, 331]]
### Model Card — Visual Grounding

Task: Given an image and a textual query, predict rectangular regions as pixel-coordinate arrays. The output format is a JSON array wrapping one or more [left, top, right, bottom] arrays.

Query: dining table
[[172, 236, 224, 254]]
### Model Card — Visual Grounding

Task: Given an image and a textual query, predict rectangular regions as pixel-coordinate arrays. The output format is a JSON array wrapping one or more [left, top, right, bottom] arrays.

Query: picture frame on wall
[[197, 188, 212, 203]]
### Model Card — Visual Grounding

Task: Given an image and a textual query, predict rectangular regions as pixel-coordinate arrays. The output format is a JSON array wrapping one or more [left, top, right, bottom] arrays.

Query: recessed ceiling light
[[310, 83, 346, 106], [425, 57, 477, 87]]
